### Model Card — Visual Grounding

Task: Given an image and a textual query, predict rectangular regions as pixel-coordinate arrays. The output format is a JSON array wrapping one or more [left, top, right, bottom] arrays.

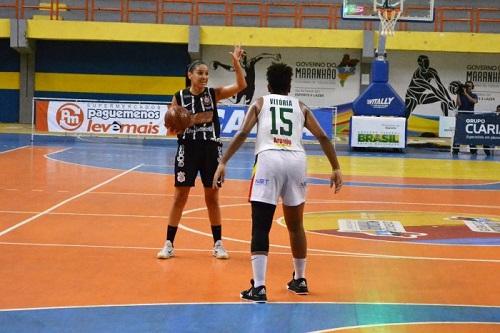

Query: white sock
[[293, 258, 306, 279], [251, 254, 267, 287]]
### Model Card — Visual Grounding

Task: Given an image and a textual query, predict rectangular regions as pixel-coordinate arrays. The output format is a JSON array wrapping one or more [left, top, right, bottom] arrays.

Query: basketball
[[165, 105, 191, 132]]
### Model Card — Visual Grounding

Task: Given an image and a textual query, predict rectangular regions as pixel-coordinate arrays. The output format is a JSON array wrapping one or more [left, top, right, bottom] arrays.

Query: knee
[[173, 189, 190, 206], [286, 221, 304, 235], [250, 201, 276, 252], [251, 231, 269, 253], [204, 191, 219, 208]]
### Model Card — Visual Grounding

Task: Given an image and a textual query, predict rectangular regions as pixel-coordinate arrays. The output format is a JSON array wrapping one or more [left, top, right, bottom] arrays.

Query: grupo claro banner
[[453, 112, 500, 146], [35, 100, 333, 140], [349, 116, 407, 148]]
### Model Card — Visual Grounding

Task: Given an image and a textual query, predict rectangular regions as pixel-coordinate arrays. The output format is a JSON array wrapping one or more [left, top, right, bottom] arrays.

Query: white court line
[[311, 321, 500, 332], [89, 191, 499, 209], [0, 164, 143, 237], [176, 204, 500, 263], [0, 209, 250, 221], [0, 145, 29, 154], [1, 300, 499, 313], [1, 241, 499, 263]]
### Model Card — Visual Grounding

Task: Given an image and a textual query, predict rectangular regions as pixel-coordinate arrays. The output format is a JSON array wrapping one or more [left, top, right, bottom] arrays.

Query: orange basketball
[[165, 105, 191, 132]]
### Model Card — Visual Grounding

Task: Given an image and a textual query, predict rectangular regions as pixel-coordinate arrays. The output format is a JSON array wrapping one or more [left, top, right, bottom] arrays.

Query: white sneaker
[[157, 240, 174, 259], [212, 240, 229, 259]]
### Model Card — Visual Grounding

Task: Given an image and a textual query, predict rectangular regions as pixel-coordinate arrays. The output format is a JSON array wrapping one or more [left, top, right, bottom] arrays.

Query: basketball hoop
[[377, 7, 401, 36]]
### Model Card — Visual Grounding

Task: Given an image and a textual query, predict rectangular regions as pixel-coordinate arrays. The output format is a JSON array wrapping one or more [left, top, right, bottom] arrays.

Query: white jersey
[[254, 94, 305, 155]]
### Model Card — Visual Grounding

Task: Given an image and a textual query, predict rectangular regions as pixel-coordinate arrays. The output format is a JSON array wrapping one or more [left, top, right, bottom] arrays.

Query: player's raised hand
[[230, 45, 244, 63]]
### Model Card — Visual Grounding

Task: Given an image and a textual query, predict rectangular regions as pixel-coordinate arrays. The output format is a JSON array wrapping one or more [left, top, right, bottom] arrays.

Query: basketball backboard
[[342, 0, 434, 22]]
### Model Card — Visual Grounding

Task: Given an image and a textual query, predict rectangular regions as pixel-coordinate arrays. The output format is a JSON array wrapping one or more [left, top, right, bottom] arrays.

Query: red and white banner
[[35, 100, 170, 136]]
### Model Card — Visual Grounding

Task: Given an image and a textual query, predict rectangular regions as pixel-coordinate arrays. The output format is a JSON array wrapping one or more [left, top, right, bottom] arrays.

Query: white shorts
[[249, 150, 307, 206]]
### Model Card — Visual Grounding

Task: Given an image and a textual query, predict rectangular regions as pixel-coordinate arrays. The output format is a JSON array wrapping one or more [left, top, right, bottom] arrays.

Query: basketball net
[[377, 8, 401, 36]]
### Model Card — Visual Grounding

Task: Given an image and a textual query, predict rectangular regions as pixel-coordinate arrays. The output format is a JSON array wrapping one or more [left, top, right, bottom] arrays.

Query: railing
[[0, 0, 498, 33], [475, 7, 500, 33], [435, 6, 474, 32]]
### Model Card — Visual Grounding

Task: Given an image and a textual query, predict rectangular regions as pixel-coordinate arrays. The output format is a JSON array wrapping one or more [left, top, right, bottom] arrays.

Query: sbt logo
[[358, 133, 399, 143]]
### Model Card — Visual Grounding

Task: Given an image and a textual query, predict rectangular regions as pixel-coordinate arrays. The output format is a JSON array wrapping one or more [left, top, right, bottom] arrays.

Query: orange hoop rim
[[377, 7, 401, 20]]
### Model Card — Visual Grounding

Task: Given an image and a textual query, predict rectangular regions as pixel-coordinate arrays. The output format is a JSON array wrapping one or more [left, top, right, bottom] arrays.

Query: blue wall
[[0, 39, 20, 122]]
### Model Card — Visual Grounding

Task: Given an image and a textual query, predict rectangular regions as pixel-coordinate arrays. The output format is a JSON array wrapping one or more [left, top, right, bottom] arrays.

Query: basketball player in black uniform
[[158, 46, 247, 260]]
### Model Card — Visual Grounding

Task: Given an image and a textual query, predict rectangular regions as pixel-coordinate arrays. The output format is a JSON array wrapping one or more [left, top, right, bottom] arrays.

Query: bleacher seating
[[0, 0, 498, 33]]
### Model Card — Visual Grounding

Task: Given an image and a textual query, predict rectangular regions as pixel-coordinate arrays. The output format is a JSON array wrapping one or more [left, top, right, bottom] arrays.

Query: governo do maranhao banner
[[34, 99, 333, 140], [205, 46, 500, 120]]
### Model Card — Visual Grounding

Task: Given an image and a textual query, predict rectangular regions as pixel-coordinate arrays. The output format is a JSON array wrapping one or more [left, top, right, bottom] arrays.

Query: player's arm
[[170, 94, 214, 127], [170, 95, 213, 126], [191, 112, 213, 125], [464, 91, 478, 104], [212, 98, 262, 188], [214, 45, 247, 101], [302, 102, 343, 193]]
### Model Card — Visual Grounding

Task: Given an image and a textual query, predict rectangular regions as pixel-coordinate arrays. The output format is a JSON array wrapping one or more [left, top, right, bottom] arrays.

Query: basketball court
[[1, 0, 500, 331], [0, 131, 499, 332]]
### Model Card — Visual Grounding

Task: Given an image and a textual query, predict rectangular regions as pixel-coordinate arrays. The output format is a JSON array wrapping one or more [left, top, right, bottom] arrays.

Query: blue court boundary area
[[1, 133, 498, 191], [0, 133, 487, 161], [0, 303, 499, 333]]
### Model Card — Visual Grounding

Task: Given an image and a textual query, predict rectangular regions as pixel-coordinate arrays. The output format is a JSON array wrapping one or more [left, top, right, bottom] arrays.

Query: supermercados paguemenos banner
[[36, 100, 168, 135]]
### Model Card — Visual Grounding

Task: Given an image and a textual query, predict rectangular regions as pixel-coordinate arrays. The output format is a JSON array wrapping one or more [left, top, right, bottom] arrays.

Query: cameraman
[[453, 81, 478, 154]]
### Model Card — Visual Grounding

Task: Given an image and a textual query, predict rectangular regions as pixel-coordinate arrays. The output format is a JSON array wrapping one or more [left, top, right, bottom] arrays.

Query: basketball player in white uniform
[[212, 63, 343, 302]]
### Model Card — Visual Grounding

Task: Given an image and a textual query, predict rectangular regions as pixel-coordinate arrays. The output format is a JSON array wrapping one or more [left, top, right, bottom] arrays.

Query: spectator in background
[[453, 81, 479, 155]]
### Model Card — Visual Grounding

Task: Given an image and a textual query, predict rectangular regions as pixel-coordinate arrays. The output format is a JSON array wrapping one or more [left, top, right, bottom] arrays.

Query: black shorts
[[174, 141, 222, 187]]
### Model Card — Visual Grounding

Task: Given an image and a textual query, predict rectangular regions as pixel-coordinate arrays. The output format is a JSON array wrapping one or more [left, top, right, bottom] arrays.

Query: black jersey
[[175, 87, 221, 144]]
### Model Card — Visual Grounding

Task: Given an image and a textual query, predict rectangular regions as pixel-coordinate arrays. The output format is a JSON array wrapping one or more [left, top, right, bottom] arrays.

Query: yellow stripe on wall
[[23, 19, 500, 53], [385, 31, 500, 53], [28, 20, 189, 44], [0, 72, 20, 90], [35, 73, 184, 95], [0, 19, 10, 38], [200, 26, 364, 49]]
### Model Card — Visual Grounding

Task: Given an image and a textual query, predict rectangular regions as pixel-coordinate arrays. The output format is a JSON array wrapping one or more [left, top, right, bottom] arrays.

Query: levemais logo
[[56, 103, 84, 131]]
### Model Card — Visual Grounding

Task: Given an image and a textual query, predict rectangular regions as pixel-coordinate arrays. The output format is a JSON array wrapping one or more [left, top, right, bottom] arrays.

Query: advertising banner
[[35, 100, 169, 136], [218, 105, 333, 140], [203, 46, 360, 108], [350, 116, 406, 148], [35, 100, 333, 140], [438, 116, 456, 138], [391, 51, 500, 118], [453, 112, 500, 146]]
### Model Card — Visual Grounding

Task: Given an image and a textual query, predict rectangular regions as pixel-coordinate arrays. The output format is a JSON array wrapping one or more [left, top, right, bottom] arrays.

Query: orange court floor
[[0, 132, 499, 332]]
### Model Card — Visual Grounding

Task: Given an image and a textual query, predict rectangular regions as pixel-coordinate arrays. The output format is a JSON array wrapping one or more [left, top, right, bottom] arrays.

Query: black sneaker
[[240, 279, 267, 303], [287, 273, 309, 295]]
